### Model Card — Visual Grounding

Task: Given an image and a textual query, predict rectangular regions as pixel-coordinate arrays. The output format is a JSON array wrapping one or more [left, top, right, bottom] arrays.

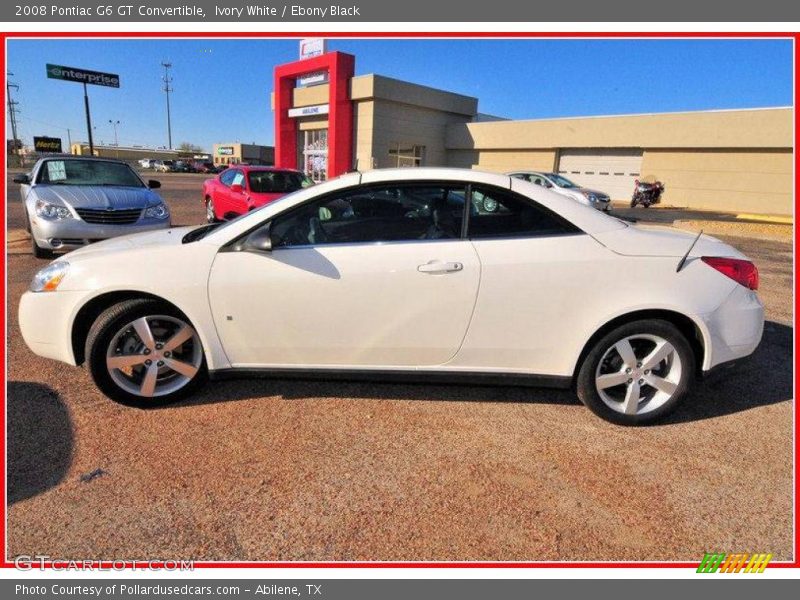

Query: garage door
[[557, 149, 643, 200]]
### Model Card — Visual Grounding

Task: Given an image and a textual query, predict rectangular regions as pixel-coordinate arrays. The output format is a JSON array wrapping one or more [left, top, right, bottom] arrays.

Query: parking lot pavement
[[5, 172, 794, 562]]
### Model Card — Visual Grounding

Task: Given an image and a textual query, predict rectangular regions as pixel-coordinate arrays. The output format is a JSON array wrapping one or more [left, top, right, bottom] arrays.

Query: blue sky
[[6, 38, 793, 152]]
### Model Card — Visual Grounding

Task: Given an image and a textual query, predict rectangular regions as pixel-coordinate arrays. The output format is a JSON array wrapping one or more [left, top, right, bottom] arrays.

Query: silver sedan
[[14, 156, 171, 258]]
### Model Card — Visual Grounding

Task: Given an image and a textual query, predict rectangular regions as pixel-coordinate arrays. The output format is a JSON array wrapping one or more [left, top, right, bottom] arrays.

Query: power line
[[161, 61, 173, 149]]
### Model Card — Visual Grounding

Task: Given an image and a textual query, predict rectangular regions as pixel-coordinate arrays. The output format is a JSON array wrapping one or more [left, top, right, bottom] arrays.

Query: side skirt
[[208, 367, 573, 389]]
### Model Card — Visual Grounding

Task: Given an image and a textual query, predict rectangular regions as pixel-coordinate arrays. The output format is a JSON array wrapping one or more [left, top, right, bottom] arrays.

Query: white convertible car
[[19, 168, 764, 425]]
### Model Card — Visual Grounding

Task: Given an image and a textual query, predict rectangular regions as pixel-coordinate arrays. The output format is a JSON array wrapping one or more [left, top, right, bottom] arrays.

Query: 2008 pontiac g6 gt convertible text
[[19, 168, 764, 425]]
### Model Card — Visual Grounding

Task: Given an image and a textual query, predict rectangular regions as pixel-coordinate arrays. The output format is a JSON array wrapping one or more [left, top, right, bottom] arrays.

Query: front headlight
[[35, 200, 72, 220], [30, 261, 70, 293], [582, 191, 597, 203], [145, 203, 169, 219]]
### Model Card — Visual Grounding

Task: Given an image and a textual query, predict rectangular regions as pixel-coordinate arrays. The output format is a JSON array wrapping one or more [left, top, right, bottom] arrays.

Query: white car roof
[[203, 168, 624, 245]]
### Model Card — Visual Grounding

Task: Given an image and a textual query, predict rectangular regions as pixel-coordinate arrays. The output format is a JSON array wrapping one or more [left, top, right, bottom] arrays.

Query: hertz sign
[[33, 136, 63, 153]]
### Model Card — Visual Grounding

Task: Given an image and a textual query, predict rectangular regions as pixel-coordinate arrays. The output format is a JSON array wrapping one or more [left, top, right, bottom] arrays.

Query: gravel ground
[[6, 173, 794, 562]]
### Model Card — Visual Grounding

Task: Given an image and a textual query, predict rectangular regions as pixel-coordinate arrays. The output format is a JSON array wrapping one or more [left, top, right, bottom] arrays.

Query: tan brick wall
[[641, 149, 793, 215], [447, 149, 558, 173]]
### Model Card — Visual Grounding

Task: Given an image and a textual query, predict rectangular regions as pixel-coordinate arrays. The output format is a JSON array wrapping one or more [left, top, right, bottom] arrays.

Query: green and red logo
[[697, 552, 772, 573]]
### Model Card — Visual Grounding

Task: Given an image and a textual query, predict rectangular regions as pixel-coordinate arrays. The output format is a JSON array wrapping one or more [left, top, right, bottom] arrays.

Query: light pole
[[108, 119, 120, 157], [6, 72, 21, 165], [161, 61, 173, 149]]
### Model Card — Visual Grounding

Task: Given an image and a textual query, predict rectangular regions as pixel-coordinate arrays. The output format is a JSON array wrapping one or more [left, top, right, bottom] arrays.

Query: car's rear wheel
[[205, 197, 217, 223], [85, 299, 206, 408], [576, 319, 695, 425]]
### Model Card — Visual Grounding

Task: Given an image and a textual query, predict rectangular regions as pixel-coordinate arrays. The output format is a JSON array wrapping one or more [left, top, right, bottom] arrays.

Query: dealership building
[[271, 51, 793, 215]]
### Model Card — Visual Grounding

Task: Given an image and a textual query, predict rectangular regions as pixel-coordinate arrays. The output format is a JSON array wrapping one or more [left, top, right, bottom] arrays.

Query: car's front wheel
[[205, 197, 217, 223], [576, 319, 695, 425], [85, 299, 206, 408]]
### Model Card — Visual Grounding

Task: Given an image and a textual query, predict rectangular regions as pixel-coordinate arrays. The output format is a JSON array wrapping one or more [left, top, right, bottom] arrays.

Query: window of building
[[468, 186, 581, 239], [388, 143, 425, 168], [269, 183, 466, 248]]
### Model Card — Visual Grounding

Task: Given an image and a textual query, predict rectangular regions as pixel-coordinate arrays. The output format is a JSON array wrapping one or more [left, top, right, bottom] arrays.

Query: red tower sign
[[273, 51, 355, 179]]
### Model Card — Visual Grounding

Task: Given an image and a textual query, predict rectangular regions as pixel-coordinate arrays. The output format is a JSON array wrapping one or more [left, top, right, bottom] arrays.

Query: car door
[[456, 183, 607, 375], [207, 182, 481, 368], [228, 169, 250, 215], [214, 169, 238, 218]]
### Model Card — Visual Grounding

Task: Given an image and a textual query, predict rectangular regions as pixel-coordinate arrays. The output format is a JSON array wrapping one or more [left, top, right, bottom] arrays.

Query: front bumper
[[591, 199, 611, 211], [18, 289, 88, 365], [30, 216, 170, 250]]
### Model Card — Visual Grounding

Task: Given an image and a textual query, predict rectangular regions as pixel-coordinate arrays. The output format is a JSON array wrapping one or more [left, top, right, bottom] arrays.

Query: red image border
[[1, 29, 796, 571]]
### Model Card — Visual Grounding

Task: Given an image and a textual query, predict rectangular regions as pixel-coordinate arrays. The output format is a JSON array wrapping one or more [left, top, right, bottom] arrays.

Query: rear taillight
[[701, 256, 759, 290]]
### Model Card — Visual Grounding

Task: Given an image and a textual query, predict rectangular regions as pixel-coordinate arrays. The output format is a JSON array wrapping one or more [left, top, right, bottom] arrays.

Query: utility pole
[[161, 61, 173, 149], [6, 72, 21, 165]]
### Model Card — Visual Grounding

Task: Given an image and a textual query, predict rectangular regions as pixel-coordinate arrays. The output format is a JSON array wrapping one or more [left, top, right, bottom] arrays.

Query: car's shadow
[[7, 381, 74, 505], [661, 320, 792, 424], [171, 321, 792, 425]]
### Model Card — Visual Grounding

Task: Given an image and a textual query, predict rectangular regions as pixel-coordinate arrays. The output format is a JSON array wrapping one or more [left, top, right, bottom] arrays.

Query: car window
[[468, 186, 580, 239], [248, 170, 312, 194], [231, 170, 246, 188], [36, 159, 144, 187], [219, 170, 237, 187], [269, 184, 467, 248]]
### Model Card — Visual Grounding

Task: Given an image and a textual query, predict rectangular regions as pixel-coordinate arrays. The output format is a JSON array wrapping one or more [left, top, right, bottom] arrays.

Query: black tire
[[630, 197, 638, 208], [576, 319, 695, 426], [85, 299, 207, 408], [31, 233, 54, 259]]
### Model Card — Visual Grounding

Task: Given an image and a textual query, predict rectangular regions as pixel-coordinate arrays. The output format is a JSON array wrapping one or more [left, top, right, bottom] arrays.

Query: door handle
[[417, 260, 464, 274]]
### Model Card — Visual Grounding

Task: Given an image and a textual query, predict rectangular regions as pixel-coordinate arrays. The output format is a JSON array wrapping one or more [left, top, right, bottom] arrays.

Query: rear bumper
[[698, 285, 765, 372]]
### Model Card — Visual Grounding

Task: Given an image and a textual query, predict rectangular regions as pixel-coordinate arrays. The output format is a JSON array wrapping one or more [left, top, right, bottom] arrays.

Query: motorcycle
[[630, 179, 665, 208]]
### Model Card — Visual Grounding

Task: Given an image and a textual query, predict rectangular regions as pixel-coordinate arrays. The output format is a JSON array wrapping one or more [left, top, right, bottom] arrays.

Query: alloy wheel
[[206, 199, 216, 223], [594, 334, 682, 416], [105, 315, 202, 398]]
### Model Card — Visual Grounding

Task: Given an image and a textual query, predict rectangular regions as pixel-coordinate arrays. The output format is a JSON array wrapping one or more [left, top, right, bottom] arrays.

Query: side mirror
[[148, 180, 161, 189], [230, 183, 244, 194], [237, 225, 272, 253], [13, 174, 30, 184]]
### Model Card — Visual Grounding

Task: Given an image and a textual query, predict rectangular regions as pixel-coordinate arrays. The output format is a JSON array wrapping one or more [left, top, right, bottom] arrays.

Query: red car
[[202, 166, 313, 222]]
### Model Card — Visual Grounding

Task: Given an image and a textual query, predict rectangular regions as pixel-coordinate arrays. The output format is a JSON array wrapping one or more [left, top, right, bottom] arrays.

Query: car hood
[[592, 224, 747, 259], [65, 225, 197, 260], [32, 184, 160, 209], [557, 186, 608, 199], [577, 187, 609, 199]]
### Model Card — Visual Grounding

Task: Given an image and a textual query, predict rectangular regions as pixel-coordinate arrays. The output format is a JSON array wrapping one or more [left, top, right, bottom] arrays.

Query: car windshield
[[36, 159, 145, 187], [547, 173, 579, 189], [248, 170, 313, 194]]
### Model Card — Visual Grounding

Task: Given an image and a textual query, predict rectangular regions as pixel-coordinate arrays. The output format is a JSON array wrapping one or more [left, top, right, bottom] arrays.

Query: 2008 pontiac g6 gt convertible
[[19, 168, 764, 425]]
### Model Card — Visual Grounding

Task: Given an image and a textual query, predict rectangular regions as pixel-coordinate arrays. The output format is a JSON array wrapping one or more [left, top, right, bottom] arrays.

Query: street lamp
[[108, 119, 120, 146]]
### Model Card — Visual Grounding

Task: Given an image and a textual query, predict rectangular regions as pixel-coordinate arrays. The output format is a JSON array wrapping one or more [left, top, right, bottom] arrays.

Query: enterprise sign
[[46, 64, 120, 88], [288, 104, 330, 118]]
